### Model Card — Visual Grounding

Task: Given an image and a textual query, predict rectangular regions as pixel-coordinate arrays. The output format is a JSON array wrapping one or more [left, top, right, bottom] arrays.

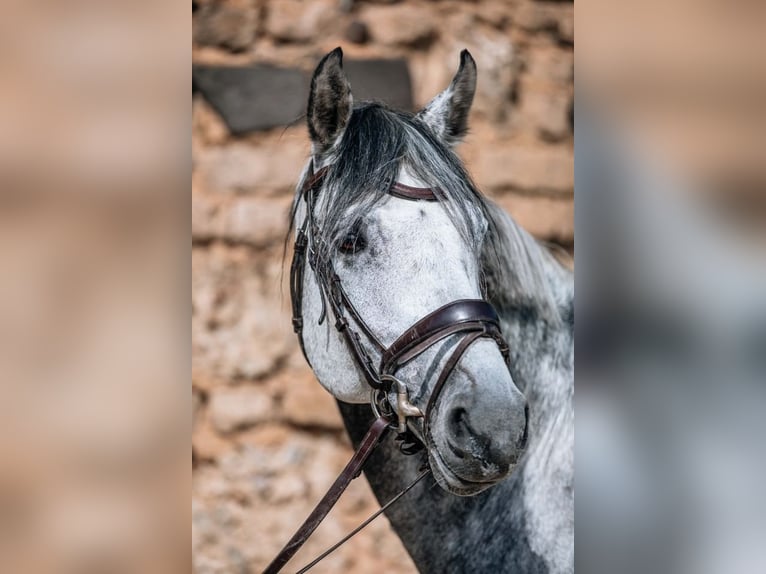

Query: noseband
[[267, 163, 511, 573]]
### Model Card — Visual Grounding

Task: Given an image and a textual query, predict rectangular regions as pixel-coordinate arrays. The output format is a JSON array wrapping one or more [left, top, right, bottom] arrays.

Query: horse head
[[292, 48, 528, 495]]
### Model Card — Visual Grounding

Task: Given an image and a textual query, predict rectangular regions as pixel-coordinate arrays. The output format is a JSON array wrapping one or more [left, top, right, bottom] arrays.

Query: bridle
[[291, 163, 511, 438], [264, 163, 512, 573]]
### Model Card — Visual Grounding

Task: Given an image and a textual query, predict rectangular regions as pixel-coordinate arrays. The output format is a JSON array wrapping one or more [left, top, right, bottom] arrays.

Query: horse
[[287, 47, 573, 573]]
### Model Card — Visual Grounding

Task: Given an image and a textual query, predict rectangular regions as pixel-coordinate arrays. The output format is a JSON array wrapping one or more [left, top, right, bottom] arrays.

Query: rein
[[264, 163, 511, 573]]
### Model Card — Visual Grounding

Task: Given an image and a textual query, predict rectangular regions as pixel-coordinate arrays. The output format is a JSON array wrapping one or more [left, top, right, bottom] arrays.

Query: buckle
[[379, 374, 424, 434]]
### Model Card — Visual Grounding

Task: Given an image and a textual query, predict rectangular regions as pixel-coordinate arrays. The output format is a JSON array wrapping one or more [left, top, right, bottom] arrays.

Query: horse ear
[[417, 50, 477, 146], [307, 47, 353, 156]]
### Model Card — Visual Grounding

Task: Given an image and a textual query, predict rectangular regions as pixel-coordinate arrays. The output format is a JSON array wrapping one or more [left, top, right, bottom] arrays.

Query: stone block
[[194, 419, 234, 460], [192, 247, 296, 381], [193, 97, 230, 146], [192, 193, 223, 240], [474, 144, 574, 193], [557, 8, 574, 44], [476, 1, 512, 28], [196, 141, 308, 194], [494, 193, 574, 241], [264, 474, 308, 504], [345, 20, 370, 45], [209, 386, 273, 433], [363, 4, 437, 47], [525, 48, 574, 86], [193, 65, 308, 134], [265, 0, 337, 43], [193, 0, 257, 52], [280, 370, 344, 429], [522, 90, 572, 141], [516, 1, 573, 44], [221, 196, 291, 247]]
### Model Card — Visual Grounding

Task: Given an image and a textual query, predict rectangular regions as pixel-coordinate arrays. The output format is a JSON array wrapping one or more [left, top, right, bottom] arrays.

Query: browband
[[390, 182, 439, 201], [301, 166, 439, 201]]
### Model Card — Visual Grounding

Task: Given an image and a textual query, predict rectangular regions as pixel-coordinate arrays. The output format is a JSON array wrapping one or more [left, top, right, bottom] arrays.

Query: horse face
[[297, 48, 529, 495], [301, 178, 527, 495]]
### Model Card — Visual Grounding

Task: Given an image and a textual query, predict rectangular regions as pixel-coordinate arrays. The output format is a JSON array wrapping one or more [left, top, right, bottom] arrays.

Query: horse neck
[[494, 243, 575, 573], [498, 255, 573, 422], [480, 200, 574, 420]]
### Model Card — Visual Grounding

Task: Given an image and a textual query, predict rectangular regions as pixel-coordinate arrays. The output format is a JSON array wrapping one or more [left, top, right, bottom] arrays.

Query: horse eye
[[338, 230, 367, 255]]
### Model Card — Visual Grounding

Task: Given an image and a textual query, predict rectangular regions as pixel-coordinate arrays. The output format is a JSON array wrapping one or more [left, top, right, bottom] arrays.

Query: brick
[[196, 141, 308, 194], [209, 386, 273, 433], [476, 1, 513, 28], [525, 49, 574, 86], [516, 2, 574, 44], [265, 0, 336, 43], [192, 97, 230, 147], [192, 248, 296, 380], [494, 193, 574, 241], [221, 196, 291, 247], [194, 420, 234, 460], [193, 0, 257, 52], [192, 193, 223, 240], [280, 371, 343, 430], [522, 91, 572, 141], [474, 145, 574, 193], [345, 20, 370, 45], [557, 8, 574, 44], [363, 4, 437, 47], [239, 423, 292, 448]]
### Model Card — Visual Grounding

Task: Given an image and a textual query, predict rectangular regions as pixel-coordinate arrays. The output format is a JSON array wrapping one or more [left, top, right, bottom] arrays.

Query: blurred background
[[191, 0, 573, 572], [0, 1, 188, 573], [576, 1, 766, 573]]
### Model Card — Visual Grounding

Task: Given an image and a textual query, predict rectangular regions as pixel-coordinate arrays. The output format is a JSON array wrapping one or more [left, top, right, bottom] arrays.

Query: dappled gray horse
[[290, 48, 573, 573]]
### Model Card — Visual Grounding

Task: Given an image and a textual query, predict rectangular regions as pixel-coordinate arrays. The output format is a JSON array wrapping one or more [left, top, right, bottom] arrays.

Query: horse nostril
[[446, 407, 471, 458], [448, 407, 467, 435], [444, 400, 526, 473], [449, 407, 467, 435]]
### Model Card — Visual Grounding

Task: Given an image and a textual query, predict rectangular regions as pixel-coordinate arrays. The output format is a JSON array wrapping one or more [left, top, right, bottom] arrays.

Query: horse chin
[[427, 447, 504, 497]]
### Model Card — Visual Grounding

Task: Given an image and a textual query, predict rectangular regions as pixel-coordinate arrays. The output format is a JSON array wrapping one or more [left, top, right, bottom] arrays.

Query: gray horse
[[292, 48, 573, 573]]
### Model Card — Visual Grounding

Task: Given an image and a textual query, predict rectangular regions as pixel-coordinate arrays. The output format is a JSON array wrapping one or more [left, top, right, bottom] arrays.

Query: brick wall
[[192, 1, 573, 572]]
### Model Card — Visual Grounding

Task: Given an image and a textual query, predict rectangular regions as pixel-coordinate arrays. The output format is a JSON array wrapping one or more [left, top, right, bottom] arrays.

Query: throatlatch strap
[[262, 416, 391, 574]]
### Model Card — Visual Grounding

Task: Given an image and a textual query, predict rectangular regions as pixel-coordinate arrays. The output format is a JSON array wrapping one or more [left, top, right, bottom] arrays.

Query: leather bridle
[[265, 163, 511, 573]]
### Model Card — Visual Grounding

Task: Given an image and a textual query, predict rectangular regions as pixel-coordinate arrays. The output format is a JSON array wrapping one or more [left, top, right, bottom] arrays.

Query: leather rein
[[264, 164, 511, 573]]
